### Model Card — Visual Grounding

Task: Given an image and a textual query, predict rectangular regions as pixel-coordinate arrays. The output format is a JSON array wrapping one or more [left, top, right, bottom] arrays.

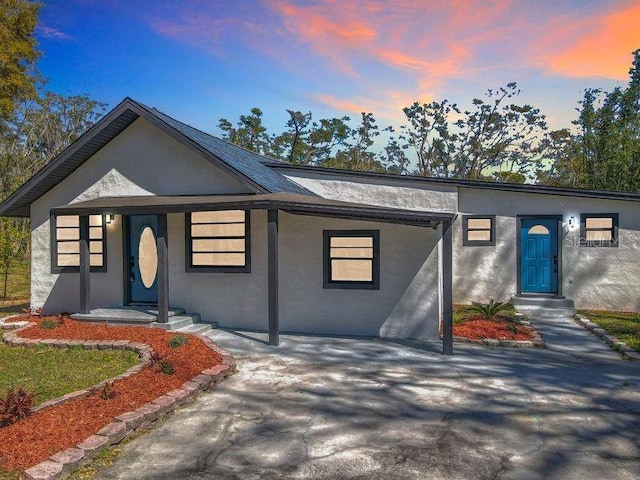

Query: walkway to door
[[97, 326, 640, 479], [526, 308, 622, 362]]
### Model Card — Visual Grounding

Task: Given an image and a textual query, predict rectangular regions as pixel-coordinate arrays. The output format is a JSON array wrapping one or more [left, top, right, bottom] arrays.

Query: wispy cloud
[[265, 0, 488, 84], [37, 24, 73, 41], [313, 90, 434, 124], [313, 93, 372, 115]]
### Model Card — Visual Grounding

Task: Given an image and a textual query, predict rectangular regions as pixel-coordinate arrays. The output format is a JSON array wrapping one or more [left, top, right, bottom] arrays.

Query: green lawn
[[0, 261, 29, 301], [579, 310, 640, 353], [0, 333, 139, 405], [0, 260, 30, 318]]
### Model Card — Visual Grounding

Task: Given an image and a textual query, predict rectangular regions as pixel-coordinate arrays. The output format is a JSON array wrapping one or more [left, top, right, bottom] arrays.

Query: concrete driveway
[[99, 317, 640, 479]]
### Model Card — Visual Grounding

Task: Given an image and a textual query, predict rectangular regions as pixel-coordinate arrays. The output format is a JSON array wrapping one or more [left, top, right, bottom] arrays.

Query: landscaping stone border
[[453, 320, 545, 348], [574, 314, 640, 361], [0, 317, 236, 480]]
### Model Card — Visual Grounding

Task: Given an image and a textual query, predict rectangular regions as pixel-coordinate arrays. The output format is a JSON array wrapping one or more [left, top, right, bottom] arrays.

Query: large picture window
[[186, 210, 250, 272], [580, 213, 619, 247], [52, 214, 106, 272], [323, 230, 380, 289], [463, 215, 496, 246]]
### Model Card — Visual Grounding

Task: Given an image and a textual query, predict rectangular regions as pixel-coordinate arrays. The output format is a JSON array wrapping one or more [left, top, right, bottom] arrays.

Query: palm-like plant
[[469, 299, 511, 320]]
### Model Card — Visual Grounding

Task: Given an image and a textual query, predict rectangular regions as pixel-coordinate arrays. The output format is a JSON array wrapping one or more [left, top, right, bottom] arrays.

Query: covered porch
[[52, 192, 456, 354]]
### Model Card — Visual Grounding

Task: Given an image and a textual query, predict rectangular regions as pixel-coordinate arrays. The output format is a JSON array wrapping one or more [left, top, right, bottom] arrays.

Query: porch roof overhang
[[51, 192, 455, 227]]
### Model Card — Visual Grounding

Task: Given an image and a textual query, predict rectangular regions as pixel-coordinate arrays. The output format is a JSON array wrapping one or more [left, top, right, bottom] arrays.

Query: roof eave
[[0, 98, 141, 217], [50, 193, 455, 227], [0, 98, 280, 218]]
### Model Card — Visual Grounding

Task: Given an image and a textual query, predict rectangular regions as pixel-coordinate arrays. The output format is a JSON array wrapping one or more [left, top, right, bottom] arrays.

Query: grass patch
[[0, 261, 29, 302], [0, 335, 139, 405], [453, 303, 518, 324], [66, 426, 153, 480], [0, 470, 20, 480], [579, 310, 640, 353], [0, 261, 30, 319]]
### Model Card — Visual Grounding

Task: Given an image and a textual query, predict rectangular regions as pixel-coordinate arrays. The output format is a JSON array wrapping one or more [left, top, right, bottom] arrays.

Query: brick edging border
[[452, 320, 545, 348], [574, 314, 640, 361], [0, 318, 236, 480]]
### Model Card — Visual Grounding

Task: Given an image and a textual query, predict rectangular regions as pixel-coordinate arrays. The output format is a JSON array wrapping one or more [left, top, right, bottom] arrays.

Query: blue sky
[[35, 0, 640, 136]]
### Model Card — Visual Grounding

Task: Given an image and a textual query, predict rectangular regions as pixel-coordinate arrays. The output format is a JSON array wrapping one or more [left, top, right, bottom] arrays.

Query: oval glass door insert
[[138, 226, 158, 288]]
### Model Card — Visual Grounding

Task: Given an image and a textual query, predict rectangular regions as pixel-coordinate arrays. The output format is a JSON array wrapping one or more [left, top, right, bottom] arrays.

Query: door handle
[[553, 255, 558, 273], [129, 256, 135, 281]]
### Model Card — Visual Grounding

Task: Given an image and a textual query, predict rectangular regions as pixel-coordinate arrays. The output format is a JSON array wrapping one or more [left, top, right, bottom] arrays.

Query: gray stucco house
[[1, 98, 638, 353]]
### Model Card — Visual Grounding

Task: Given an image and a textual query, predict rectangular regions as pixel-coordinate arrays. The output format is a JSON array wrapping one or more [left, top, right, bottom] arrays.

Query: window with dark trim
[[323, 230, 380, 289], [463, 215, 496, 246], [580, 213, 619, 247], [52, 214, 107, 273], [186, 210, 250, 272]]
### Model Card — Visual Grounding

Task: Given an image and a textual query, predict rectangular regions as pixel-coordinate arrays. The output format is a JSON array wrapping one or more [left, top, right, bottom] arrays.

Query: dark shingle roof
[[0, 97, 312, 217]]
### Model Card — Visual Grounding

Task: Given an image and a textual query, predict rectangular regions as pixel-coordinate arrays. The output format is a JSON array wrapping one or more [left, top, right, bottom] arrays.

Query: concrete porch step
[[176, 323, 213, 335], [511, 295, 575, 314], [150, 314, 201, 331], [71, 307, 186, 324], [71, 306, 214, 336]]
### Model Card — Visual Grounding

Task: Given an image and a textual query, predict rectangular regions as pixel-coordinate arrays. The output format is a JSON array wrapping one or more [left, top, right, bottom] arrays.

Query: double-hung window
[[52, 214, 106, 272], [323, 230, 380, 289], [186, 210, 250, 272]]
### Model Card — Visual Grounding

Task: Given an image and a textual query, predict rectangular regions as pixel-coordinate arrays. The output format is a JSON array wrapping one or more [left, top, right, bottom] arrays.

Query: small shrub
[[168, 334, 189, 349], [158, 360, 175, 375], [149, 351, 175, 375], [39, 318, 60, 329], [0, 387, 36, 426], [506, 322, 518, 334], [469, 300, 511, 320]]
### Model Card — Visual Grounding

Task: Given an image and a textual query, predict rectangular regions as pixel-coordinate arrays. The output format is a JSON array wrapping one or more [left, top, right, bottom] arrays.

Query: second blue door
[[128, 215, 159, 304], [520, 218, 558, 294]]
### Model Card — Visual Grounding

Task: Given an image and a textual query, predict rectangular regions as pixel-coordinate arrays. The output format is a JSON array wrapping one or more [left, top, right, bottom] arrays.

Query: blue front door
[[520, 218, 558, 294], [128, 215, 158, 304]]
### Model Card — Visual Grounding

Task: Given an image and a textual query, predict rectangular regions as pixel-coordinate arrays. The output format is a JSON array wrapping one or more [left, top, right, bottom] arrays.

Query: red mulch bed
[[0, 317, 222, 472], [453, 317, 534, 341]]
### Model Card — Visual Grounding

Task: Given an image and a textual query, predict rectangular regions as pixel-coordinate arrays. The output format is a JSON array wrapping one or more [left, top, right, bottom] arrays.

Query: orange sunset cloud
[[143, 0, 640, 128], [546, 2, 640, 79]]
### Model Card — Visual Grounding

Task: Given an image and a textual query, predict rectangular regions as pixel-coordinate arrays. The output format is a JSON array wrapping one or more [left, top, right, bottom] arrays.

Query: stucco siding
[[168, 211, 269, 329], [279, 213, 441, 339], [455, 188, 640, 311], [30, 117, 253, 313], [282, 171, 457, 213]]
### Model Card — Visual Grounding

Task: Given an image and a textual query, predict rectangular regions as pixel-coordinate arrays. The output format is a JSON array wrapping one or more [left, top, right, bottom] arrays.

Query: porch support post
[[157, 213, 169, 323], [441, 219, 454, 355], [79, 214, 90, 314], [268, 209, 279, 346]]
